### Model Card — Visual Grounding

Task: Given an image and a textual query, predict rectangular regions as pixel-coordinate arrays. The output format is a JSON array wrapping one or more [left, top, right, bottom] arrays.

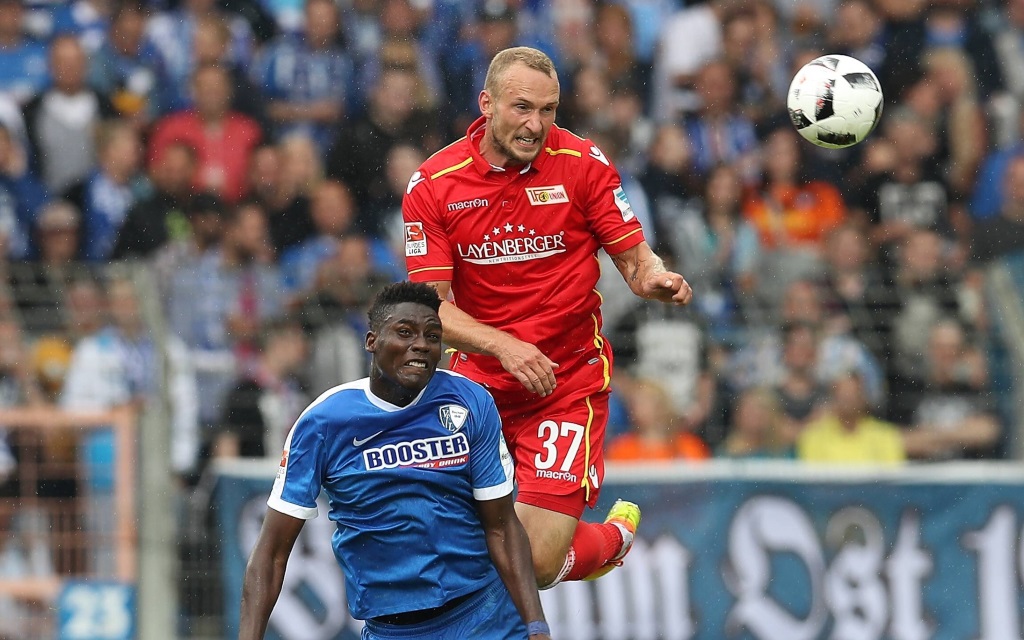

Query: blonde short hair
[[483, 47, 557, 97]]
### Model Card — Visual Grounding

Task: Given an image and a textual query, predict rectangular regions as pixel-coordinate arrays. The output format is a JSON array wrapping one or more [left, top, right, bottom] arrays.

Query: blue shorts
[[361, 577, 527, 640]]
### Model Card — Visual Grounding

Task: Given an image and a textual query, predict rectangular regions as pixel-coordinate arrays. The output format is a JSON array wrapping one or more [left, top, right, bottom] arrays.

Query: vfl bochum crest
[[439, 405, 469, 433]]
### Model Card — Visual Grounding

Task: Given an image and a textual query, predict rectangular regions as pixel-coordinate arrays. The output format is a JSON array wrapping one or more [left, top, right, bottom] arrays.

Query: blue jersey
[[268, 370, 514, 621]]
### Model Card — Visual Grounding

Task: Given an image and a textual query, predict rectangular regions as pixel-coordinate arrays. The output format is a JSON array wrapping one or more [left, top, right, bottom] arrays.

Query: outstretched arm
[[477, 494, 551, 640], [425, 280, 559, 397], [239, 509, 305, 640], [610, 241, 693, 305]]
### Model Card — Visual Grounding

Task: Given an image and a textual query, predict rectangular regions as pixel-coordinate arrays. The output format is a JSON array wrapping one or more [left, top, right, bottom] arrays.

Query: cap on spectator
[[186, 193, 227, 218], [479, 0, 515, 23], [36, 201, 80, 232]]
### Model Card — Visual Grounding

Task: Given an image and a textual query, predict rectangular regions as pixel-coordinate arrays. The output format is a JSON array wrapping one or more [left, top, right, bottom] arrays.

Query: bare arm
[[609, 241, 693, 305], [425, 280, 558, 397], [477, 494, 550, 640], [239, 509, 305, 640]]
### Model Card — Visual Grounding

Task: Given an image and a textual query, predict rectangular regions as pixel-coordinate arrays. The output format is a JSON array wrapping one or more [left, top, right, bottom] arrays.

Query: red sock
[[563, 521, 624, 581]]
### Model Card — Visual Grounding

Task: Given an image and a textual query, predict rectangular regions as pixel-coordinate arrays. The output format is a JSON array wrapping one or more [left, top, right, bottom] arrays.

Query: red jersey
[[403, 117, 646, 391]]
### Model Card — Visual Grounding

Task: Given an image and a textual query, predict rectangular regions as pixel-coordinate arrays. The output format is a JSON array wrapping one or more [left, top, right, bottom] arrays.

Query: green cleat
[[584, 499, 641, 581]]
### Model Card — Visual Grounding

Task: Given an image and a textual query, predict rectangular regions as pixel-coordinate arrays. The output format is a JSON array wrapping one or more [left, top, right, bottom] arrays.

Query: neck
[[369, 368, 419, 407]]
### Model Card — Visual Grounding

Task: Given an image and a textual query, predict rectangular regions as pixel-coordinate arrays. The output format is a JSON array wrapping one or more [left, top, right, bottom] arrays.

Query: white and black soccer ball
[[786, 54, 883, 149]]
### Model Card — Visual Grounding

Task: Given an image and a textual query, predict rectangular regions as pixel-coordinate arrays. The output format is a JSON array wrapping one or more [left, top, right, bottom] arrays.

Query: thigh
[[499, 380, 609, 510]]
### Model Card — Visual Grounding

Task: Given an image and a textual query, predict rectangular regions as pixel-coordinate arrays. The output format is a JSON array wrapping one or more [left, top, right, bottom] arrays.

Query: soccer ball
[[786, 54, 883, 149]]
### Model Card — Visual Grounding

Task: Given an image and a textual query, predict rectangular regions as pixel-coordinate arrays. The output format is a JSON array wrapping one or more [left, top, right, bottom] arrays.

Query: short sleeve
[[402, 170, 455, 281], [468, 393, 514, 501], [267, 410, 325, 519], [578, 142, 646, 255]]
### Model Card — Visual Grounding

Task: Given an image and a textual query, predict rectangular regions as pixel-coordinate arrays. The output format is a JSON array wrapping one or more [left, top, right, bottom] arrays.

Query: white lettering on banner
[[725, 496, 828, 640], [824, 507, 888, 640], [886, 512, 931, 640], [457, 232, 566, 265], [962, 507, 1023, 640]]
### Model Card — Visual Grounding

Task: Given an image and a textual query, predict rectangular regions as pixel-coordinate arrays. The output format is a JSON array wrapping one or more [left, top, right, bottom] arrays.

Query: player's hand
[[494, 336, 559, 397], [641, 271, 693, 306]]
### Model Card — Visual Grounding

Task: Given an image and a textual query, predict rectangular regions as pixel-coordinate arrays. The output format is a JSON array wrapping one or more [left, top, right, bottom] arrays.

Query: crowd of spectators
[[0, 0, 1021, 517]]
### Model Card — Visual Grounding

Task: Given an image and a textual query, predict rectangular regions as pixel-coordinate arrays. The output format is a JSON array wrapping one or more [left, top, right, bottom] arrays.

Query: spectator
[[720, 3, 788, 129], [744, 125, 846, 305], [818, 223, 890, 360], [717, 387, 795, 459], [279, 179, 355, 304], [772, 321, 828, 434], [144, 0, 254, 118], [683, 59, 760, 182], [325, 65, 441, 235], [298, 234, 386, 393], [593, 3, 651, 101], [898, 319, 1000, 460], [62, 276, 199, 474], [87, 3, 165, 125], [970, 108, 1024, 221], [254, 0, 352, 152], [151, 193, 225, 298], [0, 123, 47, 261], [22, 35, 116, 194], [851, 106, 954, 264], [247, 140, 314, 255], [883, 228, 972, 399], [166, 200, 282, 426], [797, 371, 905, 464], [826, 0, 887, 77], [657, 163, 761, 342], [172, 14, 265, 127], [640, 123, 698, 231], [213, 316, 307, 460], [652, 0, 750, 120], [440, 1, 521, 136], [606, 378, 710, 462], [112, 141, 198, 260], [729, 279, 886, 408], [0, 0, 49, 105], [63, 120, 145, 261], [148, 63, 262, 204], [909, 47, 988, 200]]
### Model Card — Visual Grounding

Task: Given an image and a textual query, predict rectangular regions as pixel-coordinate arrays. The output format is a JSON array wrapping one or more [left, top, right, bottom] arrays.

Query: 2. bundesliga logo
[[363, 433, 469, 470]]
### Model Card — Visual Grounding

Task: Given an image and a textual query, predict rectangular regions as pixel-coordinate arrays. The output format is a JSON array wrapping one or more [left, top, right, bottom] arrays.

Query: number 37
[[535, 420, 585, 471]]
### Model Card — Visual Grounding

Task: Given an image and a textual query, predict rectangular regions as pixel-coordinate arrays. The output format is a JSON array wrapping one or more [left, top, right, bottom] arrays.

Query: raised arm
[[239, 509, 305, 640], [609, 240, 693, 305], [425, 280, 558, 397], [477, 493, 551, 640]]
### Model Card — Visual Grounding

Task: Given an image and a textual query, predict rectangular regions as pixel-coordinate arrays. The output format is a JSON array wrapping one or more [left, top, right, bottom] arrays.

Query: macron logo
[[406, 171, 425, 195]]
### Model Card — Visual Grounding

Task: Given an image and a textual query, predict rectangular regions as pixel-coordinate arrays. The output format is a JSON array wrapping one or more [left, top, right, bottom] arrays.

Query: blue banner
[[215, 461, 1024, 640]]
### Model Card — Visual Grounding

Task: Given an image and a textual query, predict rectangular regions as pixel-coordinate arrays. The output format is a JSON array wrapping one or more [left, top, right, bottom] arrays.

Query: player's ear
[[478, 90, 492, 118], [365, 330, 376, 353]]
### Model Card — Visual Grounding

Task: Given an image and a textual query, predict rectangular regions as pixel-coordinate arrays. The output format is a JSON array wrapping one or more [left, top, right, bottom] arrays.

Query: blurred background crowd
[[2, 0, 1024, 630]]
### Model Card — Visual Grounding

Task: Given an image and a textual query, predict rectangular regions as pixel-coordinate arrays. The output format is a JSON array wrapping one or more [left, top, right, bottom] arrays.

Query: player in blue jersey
[[239, 282, 551, 640]]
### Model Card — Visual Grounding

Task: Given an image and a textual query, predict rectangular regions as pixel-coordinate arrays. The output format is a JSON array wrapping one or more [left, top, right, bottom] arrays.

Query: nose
[[411, 332, 430, 352], [524, 110, 542, 134]]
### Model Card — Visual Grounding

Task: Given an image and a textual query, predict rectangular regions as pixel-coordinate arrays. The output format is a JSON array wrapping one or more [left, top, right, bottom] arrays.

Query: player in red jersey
[[403, 46, 692, 588]]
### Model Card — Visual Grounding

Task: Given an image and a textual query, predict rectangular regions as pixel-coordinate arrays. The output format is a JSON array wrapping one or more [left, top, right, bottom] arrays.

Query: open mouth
[[404, 360, 429, 370], [515, 135, 538, 147]]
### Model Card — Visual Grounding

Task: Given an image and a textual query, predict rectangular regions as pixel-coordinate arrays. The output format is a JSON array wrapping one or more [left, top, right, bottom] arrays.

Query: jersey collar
[[363, 377, 431, 412], [466, 116, 548, 176]]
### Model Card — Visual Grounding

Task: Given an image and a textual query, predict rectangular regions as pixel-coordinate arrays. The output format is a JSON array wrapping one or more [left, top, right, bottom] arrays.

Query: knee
[[532, 547, 568, 588]]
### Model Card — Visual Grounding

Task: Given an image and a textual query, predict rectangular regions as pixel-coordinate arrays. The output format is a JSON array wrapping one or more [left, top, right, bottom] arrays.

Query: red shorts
[[489, 364, 610, 515]]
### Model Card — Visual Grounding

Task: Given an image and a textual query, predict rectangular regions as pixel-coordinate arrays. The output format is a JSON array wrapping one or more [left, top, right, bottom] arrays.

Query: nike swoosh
[[353, 430, 384, 447]]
